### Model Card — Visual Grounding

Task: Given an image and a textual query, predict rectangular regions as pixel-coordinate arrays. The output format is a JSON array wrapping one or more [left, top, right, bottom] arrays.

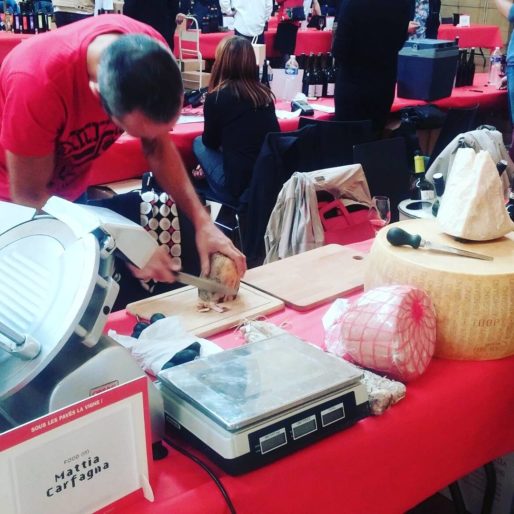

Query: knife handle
[[386, 227, 422, 249]]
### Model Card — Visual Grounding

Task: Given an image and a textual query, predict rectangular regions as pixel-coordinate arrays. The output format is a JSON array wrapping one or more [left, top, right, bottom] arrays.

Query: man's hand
[[176, 13, 186, 24], [195, 221, 247, 277], [499, 75, 508, 90], [127, 245, 181, 283], [408, 21, 420, 34]]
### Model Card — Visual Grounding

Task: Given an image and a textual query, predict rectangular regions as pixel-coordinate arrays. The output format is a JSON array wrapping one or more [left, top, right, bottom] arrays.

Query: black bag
[[307, 15, 327, 30], [286, 6, 306, 21], [183, 87, 208, 107], [398, 104, 447, 130]]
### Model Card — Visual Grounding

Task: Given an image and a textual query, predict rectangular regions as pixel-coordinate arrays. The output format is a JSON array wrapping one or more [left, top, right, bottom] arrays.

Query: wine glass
[[368, 196, 391, 235]]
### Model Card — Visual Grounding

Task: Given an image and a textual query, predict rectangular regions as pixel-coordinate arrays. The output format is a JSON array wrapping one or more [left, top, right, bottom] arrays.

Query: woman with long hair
[[193, 36, 279, 202]]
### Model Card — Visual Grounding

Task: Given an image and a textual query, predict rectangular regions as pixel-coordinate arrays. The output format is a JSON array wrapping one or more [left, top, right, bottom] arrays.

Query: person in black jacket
[[332, 0, 410, 133], [192, 36, 279, 203], [124, 0, 191, 50]]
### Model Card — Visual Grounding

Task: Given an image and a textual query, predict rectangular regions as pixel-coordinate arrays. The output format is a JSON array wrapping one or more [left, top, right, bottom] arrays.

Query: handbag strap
[[318, 199, 353, 229]]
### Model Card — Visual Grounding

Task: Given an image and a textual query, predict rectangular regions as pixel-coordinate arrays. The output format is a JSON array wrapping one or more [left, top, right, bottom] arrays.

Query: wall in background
[[441, 0, 511, 46]]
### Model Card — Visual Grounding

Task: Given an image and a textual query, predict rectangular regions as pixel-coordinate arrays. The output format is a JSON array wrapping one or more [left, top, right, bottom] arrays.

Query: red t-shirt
[[0, 14, 166, 202]]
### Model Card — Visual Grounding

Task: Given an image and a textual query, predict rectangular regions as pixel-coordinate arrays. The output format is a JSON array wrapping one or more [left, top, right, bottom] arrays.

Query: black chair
[[427, 105, 479, 168], [243, 120, 377, 266], [352, 137, 410, 222], [297, 118, 375, 166], [194, 182, 244, 251]]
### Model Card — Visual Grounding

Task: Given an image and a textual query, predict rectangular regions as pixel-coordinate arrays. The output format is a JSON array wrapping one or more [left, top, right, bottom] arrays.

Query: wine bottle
[[314, 53, 323, 98], [506, 175, 514, 221], [466, 47, 476, 86], [325, 53, 335, 98], [36, 10, 46, 33], [412, 155, 435, 202], [261, 61, 269, 87], [302, 54, 311, 96], [497, 159, 508, 177], [431, 172, 445, 216], [456, 49, 467, 87]]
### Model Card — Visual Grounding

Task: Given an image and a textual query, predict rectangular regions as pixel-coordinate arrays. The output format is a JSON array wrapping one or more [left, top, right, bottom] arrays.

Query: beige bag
[[252, 36, 266, 68], [437, 148, 514, 241]]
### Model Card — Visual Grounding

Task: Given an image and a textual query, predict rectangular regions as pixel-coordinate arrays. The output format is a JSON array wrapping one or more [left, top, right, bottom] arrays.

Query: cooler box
[[397, 39, 458, 101]]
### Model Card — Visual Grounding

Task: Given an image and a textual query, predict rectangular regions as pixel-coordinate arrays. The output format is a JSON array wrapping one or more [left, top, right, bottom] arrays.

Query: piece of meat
[[198, 252, 240, 304]]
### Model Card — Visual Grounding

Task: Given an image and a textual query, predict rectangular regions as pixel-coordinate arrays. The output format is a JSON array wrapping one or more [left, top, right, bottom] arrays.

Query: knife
[[174, 271, 238, 296], [386, 227, 494, 261]]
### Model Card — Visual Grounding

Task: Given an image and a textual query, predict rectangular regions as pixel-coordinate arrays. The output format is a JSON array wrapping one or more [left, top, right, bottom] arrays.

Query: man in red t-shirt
[[0, 14, 245, 284]]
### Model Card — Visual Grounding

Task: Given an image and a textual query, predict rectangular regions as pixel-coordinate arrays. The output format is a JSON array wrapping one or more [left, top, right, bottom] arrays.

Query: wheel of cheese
[[365, 218, 514, 360]]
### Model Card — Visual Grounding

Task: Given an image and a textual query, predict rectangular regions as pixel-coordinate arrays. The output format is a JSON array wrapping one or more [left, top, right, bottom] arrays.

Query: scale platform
[[158, 334, 370, 475]]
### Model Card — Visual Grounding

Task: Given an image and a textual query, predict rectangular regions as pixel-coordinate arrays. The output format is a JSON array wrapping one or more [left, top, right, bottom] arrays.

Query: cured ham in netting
[[340, 285, 437, 381]]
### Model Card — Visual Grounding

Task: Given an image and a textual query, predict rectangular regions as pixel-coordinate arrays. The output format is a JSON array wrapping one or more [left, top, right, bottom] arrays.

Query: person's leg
[[192, 136, 237, 204], [507, 65, 514, 125], [54, 11, 92, 28]]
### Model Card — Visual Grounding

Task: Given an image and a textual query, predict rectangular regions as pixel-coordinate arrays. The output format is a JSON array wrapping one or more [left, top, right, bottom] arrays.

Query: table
[[437, 24, 504, 50], [0, 32, 31, 63], [174, 27, 332, 61], [88, 73, 507, 186], [103, 239, 514, 514]]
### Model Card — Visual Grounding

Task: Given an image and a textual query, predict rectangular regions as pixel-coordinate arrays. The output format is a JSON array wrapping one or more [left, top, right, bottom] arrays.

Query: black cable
[[163, 436, 237, 514]]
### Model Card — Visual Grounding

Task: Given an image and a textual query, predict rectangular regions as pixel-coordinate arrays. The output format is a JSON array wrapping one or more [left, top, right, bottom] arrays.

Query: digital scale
[[158, 334, 370, 475], [0, 198, 165, 452]]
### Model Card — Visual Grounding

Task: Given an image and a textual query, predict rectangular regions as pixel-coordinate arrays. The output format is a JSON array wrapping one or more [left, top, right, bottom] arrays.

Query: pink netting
[[340, 286, 437, 381]]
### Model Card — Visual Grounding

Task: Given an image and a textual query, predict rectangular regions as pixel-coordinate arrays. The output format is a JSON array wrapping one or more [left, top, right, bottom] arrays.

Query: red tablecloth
[[103, 240, 514, 514], [88, 73, 506, 186], [174, 27, 331, 61], [0, 33, 32, 63], [437, 23, 504, 50]]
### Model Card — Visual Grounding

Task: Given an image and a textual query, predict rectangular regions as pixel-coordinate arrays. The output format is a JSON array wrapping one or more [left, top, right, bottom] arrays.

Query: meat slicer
[[0, 197, 166, 456]]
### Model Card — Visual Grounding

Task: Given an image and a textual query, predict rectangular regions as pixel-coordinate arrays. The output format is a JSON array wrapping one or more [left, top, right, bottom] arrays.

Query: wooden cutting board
[[126, 283, 284, 338], [242, 244, 368, 311]]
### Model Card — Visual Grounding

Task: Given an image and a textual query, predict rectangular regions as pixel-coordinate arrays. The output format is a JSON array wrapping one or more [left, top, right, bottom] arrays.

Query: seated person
[[193, 36, 280, 203], [0, 0, 19, 13], [34, 1, 53, 14]]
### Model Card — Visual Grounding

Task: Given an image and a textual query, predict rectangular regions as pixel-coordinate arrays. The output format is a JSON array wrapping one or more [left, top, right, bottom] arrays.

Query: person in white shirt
[[220, 0, 273, 43]]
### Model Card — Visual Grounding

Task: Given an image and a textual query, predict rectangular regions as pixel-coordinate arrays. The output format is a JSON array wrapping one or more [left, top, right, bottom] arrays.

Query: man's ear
[[89, 80, 100, 99]]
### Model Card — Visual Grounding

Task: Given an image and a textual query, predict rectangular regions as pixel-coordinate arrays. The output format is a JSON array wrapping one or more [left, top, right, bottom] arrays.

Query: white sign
[[458, 14, 470, 27], [0, 377, 152, 514]]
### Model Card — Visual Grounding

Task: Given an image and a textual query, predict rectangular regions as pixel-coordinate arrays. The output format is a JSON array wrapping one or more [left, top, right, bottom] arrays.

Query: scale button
[[291, 415, 318, 440], [321, 403, 346, 427], [259, 427, 287, 454]]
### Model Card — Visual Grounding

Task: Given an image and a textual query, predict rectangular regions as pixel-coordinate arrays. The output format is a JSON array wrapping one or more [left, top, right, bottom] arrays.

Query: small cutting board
[[242, 244, 368, 311], [126, 283, 284, 338]]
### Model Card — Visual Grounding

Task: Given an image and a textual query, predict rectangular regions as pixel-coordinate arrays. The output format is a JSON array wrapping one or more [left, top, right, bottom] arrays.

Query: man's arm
[[494, 0, 514, 19], [141, 134, 246, 276], [6, 151, 55, 209], [219, 0, 232, 15], [265, 0, 273, 18]]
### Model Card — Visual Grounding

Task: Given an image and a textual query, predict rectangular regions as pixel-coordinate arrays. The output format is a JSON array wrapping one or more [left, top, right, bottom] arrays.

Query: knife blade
[[174, 271, 238, 296], [386, 227, 494, 261]]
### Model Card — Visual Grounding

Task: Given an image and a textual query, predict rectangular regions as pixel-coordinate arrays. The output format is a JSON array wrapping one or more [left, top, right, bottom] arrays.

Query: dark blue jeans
[[193, 136, 237, 205], [54, 12, 92, 28], [507, 65, 514, 124]]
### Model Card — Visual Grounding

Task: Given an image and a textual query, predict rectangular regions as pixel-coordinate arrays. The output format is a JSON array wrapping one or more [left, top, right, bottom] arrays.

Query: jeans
[[193, 136, 237, 205], [507, 65, 514, 124], [54, 12, 93, 28]]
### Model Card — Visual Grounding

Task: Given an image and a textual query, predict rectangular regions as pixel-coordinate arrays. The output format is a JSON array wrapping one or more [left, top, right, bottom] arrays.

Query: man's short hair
[[98, 34, 183, 123]]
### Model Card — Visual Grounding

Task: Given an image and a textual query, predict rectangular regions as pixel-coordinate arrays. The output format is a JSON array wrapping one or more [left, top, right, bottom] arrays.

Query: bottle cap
[[414, 154, 425, 174], [433, 173, 445, 196]]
